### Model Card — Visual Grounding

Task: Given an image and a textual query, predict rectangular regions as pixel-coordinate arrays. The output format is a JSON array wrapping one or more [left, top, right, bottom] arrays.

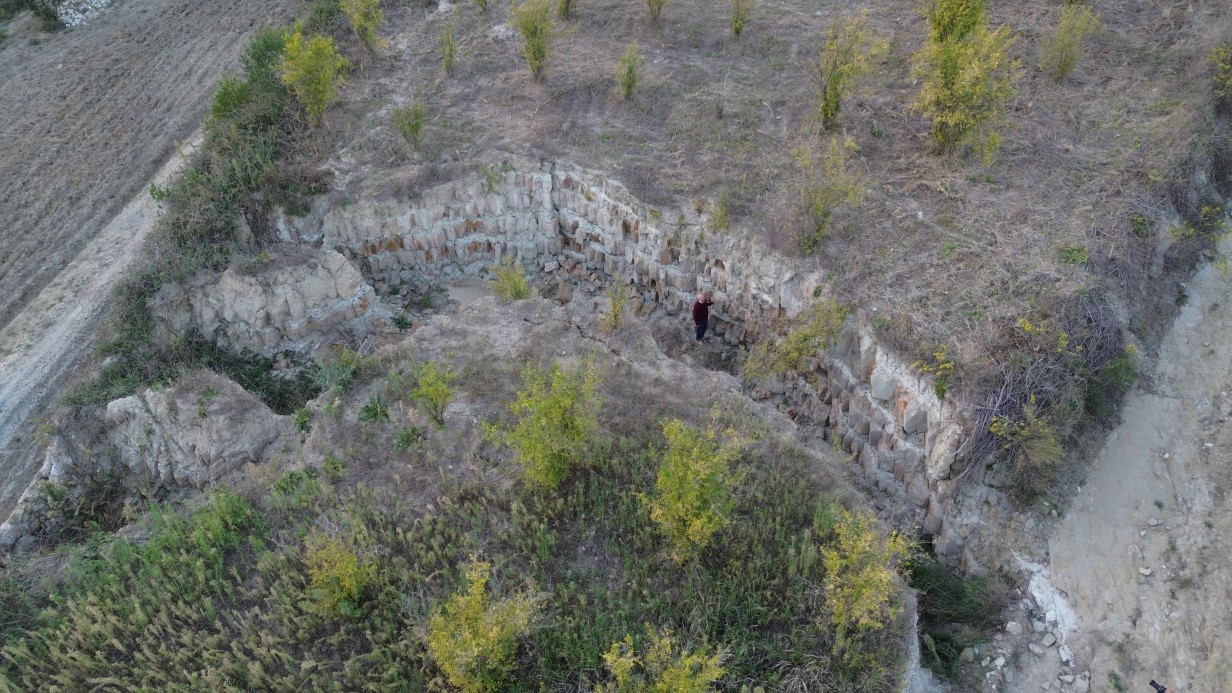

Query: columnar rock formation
[[0, 157, 975, 558], [279, 156, 971, 554]]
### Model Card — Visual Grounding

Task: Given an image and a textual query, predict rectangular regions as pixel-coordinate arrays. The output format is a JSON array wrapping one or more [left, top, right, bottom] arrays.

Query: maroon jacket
[[692, 298, 714, 324]]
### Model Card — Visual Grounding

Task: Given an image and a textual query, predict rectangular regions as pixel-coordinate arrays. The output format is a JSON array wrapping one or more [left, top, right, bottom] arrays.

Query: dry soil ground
[[0, 0, 300, 518], [0, 0, 300, 332]]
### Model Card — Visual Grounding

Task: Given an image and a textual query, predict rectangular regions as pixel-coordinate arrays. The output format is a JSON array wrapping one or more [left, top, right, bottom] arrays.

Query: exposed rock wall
[[278, 157, 972, 554], [0, 372, 293, 552], [151, 248, 387, 356]]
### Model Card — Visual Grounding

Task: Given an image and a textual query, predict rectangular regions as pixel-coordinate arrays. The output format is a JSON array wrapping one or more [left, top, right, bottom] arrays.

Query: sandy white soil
[[1010, 240, 1232, 693]]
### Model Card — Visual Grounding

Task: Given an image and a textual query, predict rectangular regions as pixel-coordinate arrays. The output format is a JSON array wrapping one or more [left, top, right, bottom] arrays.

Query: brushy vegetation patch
[[2, 367, 912, 690], [907, 556, 1008, 683], [0, 0, 62, 29], [69, 6, 349, 413]]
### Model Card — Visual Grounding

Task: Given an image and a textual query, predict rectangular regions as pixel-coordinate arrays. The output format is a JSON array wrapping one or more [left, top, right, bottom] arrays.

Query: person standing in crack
[[692, 291, 715, 342]]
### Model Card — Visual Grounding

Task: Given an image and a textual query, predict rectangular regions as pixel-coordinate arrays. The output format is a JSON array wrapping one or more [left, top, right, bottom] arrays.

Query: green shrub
[[426, 558, 537, 693], [746, 298, 848, 380], [595, 627, 726, 692], [472, 0, 488, 14], [988, 395, 1063, 493], [394, 99, 428, 147], [507, 359, 601, 490], [617, 43, 644, 101], [210, 76, 253, 121], [646, 417, 749, 562], [913, 0, 1018, 162], [1039, 5, 1099, 82], [412, 361, 454, 425], [644, 0, 666, 27], [603, 283, 631, 332], [294, 407, 313, 432], [278, 29, 350, 124], [809, 12, 882, 129], [359, 395, 390, 422], [730, 0, 753, 38], [492, 257, 532, 301], [792, 136, 866, 251], [1210, 42, 1232, 108], [272, 468, 322, 509], [822, 510, 908, 644], [305, 533, 375, 617], [912, 345, 956, 400], [1058, 245, 1089, 264], [709, 193, 730, 233], [341, 0, 383, 51], [441, 18, 458, 75], [312, 347, 361, 391], [28, 0, 62, 30], [908, 555, 1006, 678], [557, 0, 575, 20], [512, 0, 552, 82]]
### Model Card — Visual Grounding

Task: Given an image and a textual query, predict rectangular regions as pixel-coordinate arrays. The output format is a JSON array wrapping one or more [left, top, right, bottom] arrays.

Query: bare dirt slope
[[0, 0, 300, 333], [0, 144, 190, 522], [1008, 239, 1232, 693]]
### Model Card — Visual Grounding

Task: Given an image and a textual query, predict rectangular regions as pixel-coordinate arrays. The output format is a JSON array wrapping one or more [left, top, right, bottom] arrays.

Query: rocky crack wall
[[274, 156, 973, 557]]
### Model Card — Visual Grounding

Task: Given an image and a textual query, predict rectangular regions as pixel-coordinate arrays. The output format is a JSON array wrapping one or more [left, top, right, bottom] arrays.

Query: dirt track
[[0, 0, 300, 332], [0, 0, 299, 518]]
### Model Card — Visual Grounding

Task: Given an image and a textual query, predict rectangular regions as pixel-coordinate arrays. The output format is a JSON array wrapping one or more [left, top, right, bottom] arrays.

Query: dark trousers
[[695, 319, 708, 341]]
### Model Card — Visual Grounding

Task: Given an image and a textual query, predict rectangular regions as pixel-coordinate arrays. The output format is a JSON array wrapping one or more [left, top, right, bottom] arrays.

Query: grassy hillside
[[2, 301, 922, 691]]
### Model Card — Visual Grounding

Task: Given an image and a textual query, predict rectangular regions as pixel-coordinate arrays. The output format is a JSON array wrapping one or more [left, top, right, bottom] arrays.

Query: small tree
[[412, 361, 453, 425], [441, 17, 458, 75], [341, 0, 384, 51], [603, 283, 631, 332], [730, 0, 753, 38], [279, 30, 350, 124], [427, 558, 537, 693], [793, 136, 866, 252], [513, 0, 552, 82], [304, 533, 375, 618], [912, 0, 1018, 162], [1211, 42, 1232, 109], [810, 12, 883, 129], [645, 0, 667, 27], [646, 417, 749, 562], [745, 298, 849, 381], [1039, 5, 1099, 82], [822, 510, 908, 653], [507, 359, 601, 490], [595, 627, 726, 692], [617, 43, 644, 101], [394, 99, 427, 148]]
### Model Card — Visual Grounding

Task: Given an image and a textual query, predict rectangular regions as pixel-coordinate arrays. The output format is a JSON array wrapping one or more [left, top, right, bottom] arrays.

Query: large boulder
[[106, 371, 293, 488]]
